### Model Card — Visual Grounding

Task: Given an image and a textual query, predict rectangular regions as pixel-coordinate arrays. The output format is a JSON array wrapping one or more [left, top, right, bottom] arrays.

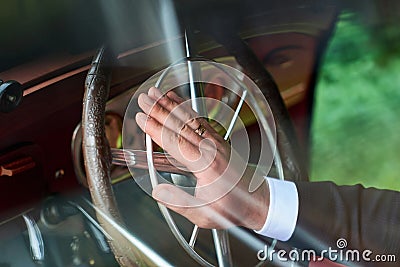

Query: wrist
[[241, 166, 270, 230]]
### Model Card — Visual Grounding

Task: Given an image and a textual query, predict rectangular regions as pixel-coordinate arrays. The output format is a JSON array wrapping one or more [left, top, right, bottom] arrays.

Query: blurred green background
[[310, 11, 400, 190]]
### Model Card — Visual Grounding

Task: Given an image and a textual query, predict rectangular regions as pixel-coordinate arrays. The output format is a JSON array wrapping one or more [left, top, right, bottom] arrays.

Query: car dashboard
[[0, 1, 338, 266]]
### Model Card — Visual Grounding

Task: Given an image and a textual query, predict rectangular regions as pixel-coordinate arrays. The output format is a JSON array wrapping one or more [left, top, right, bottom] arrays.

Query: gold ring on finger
[[194, 124, 206, 137]]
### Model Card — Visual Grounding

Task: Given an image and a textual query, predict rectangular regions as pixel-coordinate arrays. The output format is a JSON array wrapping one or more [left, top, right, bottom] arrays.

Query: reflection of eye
[[262, 45, 301, 68], [265, 53, 291, 67]]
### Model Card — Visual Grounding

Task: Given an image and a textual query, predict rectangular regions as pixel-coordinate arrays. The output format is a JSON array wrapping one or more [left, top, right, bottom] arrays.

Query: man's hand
[[135, 87, 269, 230]]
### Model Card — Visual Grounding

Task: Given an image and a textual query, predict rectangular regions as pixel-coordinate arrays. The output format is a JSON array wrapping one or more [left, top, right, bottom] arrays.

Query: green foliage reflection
[[311, 12, 400, 190]]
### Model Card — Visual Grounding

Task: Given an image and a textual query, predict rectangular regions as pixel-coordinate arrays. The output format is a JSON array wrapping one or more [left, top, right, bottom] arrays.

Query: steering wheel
[[82, 48, 148, 266], [82, 43, 306, 266]]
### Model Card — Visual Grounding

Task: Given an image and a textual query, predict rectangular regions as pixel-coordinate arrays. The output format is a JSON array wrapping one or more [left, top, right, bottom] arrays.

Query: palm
[[136, 87, 269, 230]]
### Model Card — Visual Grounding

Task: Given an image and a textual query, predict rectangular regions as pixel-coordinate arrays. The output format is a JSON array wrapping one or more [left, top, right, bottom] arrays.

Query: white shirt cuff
[[254, 177, 299, 241]]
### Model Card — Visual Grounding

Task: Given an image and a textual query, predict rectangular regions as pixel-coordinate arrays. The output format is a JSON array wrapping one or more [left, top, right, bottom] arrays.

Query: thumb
[[152, 183, 202, 208], [152, 184, 229, 229]]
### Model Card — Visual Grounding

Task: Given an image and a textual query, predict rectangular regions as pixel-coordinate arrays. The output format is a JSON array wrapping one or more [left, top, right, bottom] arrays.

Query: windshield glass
[[1, 1, 399, 267], [311, 9, 400, 190]]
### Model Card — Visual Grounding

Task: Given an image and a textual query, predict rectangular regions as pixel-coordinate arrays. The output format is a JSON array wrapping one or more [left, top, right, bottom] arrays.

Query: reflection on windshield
[[311, 11, 400, 190], [1, 1, 400, 267]]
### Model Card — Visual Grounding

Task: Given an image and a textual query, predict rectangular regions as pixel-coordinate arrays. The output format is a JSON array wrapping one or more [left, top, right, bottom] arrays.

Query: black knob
[[0, 80, 23, 113], [41, 197, 79, 226]]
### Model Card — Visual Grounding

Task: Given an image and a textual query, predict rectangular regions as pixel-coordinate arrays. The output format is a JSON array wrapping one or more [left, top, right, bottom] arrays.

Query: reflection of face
[[247, 33, 318, 145], [247, 33, 316, 92], [105, 113, 123, 148], [203, 33, 317, 109]]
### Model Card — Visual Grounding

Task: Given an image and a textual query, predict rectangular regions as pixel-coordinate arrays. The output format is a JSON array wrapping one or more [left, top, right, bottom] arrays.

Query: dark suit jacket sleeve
[[287, 181, 400, 265]]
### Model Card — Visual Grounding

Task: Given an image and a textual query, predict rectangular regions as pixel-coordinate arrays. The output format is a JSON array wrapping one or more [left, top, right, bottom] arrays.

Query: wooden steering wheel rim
[[82, 47, 153, 267]]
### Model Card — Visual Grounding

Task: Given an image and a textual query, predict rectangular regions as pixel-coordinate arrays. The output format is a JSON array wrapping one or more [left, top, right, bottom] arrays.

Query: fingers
[[165, 90, 185, 104], [136, 87, 228, 172], [137, 93, 204, 144], [139, 87, 222, 143], [152, 184, 233, 229], [148, 87, 185, 105], [159, 89, 220, 140], [136, 111, 217, 172], [147, 87, 196, 128], [135, 112, 201, 164]]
